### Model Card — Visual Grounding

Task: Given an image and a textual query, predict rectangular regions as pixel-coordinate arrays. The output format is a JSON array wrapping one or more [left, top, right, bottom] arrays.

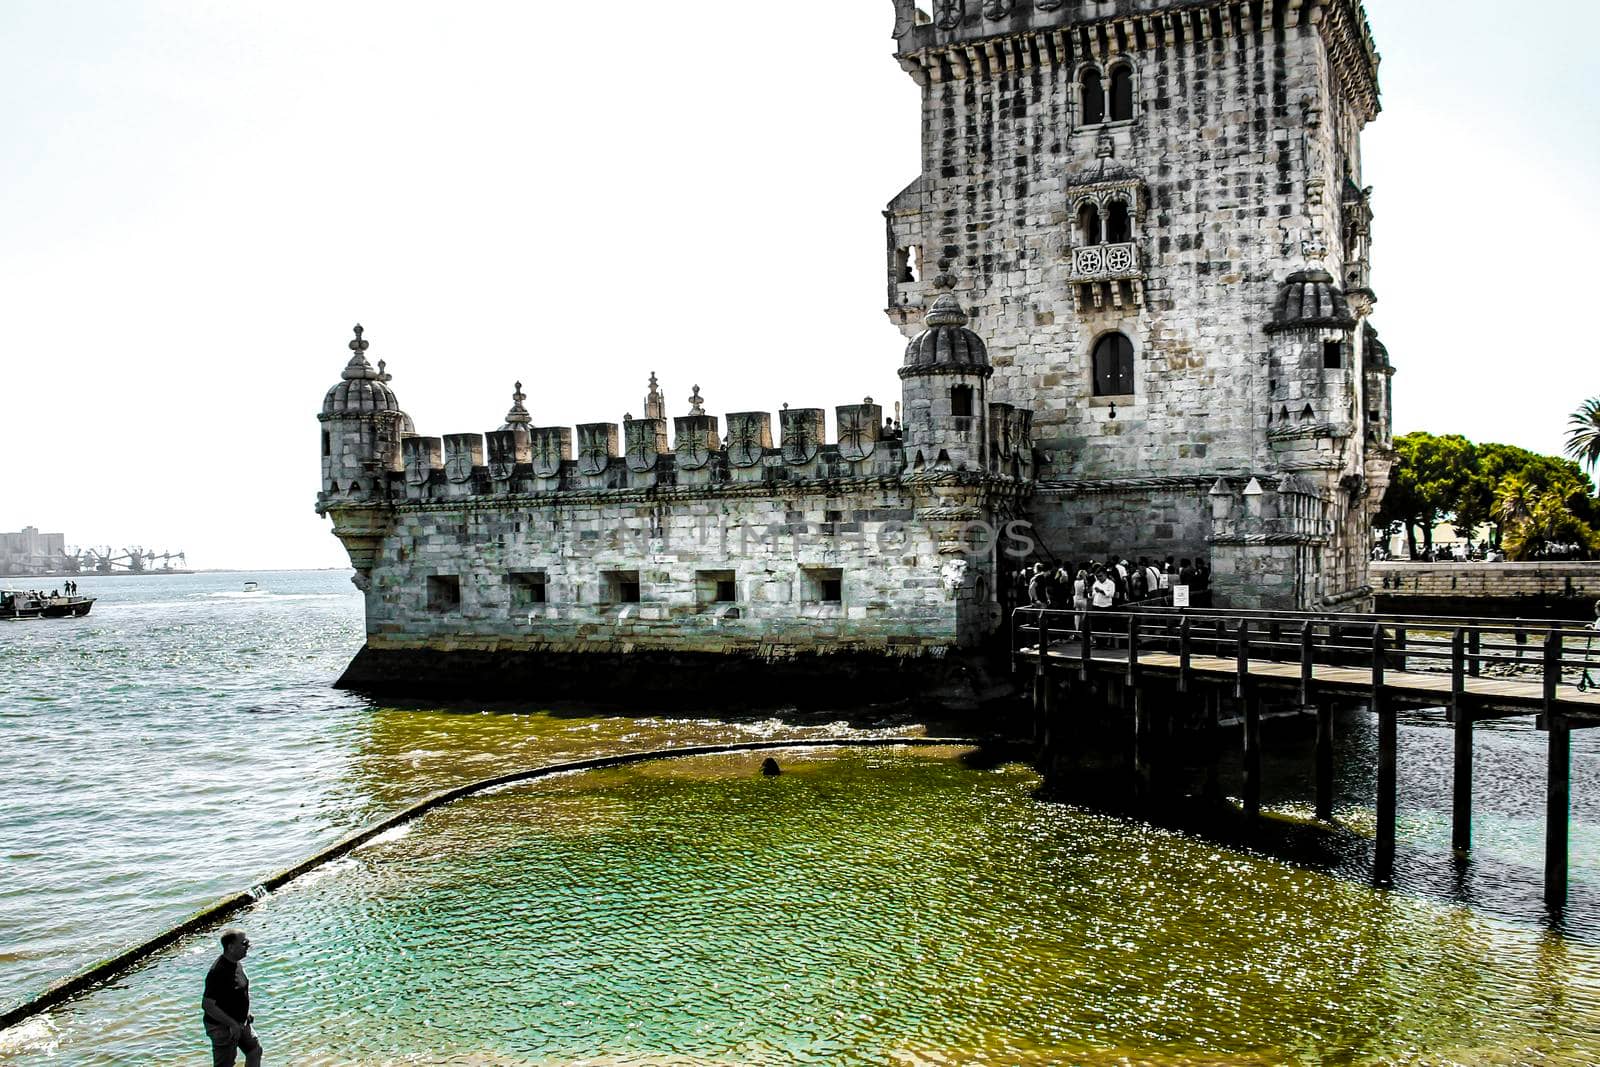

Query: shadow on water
[[1035, 700, 1600, 941]]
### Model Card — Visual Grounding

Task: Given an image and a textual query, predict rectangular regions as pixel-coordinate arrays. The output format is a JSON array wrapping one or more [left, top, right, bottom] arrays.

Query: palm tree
[[1566, 396, 1600, 472], [1495, 474, 1536, 530]]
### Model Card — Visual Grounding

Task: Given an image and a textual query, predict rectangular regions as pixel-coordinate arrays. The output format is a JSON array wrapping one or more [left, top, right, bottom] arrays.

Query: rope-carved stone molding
[[366, 474, 1039, 518], [1209, 533, 1331, 547], [0, 738, 979, 1035], [1035, 476, 1229, 495]]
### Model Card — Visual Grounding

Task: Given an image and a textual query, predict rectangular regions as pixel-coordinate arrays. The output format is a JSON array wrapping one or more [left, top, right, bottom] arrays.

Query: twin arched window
[[1078, 200, 1133, 246], [1080, 64, 1136, 125], [1093, 333, 1135, 397]]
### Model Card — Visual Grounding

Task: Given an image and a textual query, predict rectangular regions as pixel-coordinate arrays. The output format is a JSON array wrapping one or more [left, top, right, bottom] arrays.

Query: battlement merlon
[[890, 0, 1380, 123]]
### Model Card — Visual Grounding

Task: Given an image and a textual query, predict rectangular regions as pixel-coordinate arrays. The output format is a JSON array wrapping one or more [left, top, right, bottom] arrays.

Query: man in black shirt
[[201, 928, 262, 1066]]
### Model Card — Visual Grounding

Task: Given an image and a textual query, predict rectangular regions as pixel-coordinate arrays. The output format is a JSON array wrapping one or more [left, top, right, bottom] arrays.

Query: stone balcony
[[1067, 242, 1144, 310]]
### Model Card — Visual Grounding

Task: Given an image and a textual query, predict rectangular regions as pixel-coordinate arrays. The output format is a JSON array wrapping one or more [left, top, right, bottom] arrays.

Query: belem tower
[[317, 0, 1393, 705]]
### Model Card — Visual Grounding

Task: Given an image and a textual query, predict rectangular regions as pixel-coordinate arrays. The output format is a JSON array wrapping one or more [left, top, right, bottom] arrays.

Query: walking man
[[202, 929, 262, 1066]]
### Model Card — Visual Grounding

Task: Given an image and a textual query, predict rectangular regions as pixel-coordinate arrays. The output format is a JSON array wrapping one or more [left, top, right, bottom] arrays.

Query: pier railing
[[1011, 604, 1599, 911]]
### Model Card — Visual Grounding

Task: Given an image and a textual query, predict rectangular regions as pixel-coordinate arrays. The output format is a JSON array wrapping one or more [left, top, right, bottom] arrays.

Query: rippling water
[[1, 570, 1598, 1063], [7, 749, 1600, 1065], [0, 571, 919, 1013]]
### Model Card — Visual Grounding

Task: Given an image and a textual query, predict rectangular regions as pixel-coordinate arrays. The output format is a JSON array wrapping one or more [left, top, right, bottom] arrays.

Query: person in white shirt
[[1091, 567, 1117, 609]]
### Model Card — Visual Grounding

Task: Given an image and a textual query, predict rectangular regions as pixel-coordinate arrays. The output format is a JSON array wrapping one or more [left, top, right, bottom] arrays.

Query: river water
[[1, 569, 1597, 1063]]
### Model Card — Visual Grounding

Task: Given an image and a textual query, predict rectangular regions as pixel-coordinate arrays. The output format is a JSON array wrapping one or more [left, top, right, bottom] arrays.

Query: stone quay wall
[[1372, 563, 1600, 603]]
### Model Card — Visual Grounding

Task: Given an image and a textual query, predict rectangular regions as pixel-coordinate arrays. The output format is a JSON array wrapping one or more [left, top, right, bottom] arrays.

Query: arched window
[[1080, 69, 1105, 126], [1092, 333, 1135, 397], [1109, 65, 1135, 122], [1106, 200, 1132, 243], [1077, 203, 1103, 246]]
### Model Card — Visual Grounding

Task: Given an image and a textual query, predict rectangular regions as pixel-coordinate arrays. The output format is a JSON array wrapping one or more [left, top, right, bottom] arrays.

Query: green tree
[[1376, 432, 1477, 556], [1566, 397, 1600, 473]]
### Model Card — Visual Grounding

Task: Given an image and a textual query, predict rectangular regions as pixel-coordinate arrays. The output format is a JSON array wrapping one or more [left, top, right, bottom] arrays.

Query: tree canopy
[[1376, 432, 1599, 559]]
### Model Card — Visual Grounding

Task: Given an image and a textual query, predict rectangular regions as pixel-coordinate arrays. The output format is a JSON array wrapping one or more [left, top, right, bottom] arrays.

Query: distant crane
[[75, 546, 189, 575]]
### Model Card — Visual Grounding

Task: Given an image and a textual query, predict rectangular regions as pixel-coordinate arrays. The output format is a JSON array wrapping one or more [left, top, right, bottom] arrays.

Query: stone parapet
[[890, 0, 1379, 122], [1372, 563, 1600, 602]]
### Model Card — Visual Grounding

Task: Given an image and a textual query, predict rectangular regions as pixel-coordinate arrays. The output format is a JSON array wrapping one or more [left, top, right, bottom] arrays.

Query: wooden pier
[[1013, 605, 1599, 909]]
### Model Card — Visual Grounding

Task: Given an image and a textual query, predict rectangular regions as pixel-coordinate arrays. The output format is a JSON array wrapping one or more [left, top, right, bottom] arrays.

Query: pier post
[[1547, 721, 1570, 912], [1373, 625, 1397, 887], [1315, 701, 1335, 822], [1544, 632, 1568, 911], [1132, 685, 1152, 805], [1079, 610, 1094, 682], [1238, 622, 1260, 822], [1177, 618, 1192, 693], [1203, 689, 1223, 804], [1033, 609, 1052, 744], [1303, 622, 1334, 821], [1450, 628, 1472, 853]]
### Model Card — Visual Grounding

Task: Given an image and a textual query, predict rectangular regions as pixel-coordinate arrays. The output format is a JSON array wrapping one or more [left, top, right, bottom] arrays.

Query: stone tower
[[884, 0, 1393, 608]]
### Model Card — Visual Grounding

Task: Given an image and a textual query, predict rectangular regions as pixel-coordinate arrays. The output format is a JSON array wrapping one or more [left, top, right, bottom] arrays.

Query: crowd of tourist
[[1010, 555, 1211, 615], [1371, 542, 1507, 563]]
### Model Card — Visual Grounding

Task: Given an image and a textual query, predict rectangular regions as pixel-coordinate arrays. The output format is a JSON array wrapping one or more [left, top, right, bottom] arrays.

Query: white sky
[[3, 0, 1596, 570]]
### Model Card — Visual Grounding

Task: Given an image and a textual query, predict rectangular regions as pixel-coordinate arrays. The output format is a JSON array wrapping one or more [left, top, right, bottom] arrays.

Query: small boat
[[1, 591, 93, 619], [41, 595, 96, 618], [242, 581, 260, 593], [0, 591, 44, 620]]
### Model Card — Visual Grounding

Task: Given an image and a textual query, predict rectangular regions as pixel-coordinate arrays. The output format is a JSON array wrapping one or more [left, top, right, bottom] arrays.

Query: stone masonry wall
[[1027, 480, 1212, 564], [360, 483, 1003, 656]]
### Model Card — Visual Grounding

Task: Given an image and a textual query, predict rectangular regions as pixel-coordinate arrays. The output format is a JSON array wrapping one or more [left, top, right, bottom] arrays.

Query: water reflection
[[7, 749, 1600, 1066]]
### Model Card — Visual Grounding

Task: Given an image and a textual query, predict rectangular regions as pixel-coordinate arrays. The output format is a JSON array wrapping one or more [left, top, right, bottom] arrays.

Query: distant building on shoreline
[[1, 527, 66, 577]]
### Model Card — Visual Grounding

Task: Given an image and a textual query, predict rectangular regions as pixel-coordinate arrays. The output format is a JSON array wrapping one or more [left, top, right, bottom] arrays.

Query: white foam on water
[[0, 1016, 59, 1055], [354, 823, 414, 852]]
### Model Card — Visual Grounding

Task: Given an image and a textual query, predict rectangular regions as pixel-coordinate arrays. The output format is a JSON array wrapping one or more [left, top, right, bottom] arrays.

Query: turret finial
[[377, 359, 390, 383], [644, 372, 666, 421], [688, 385, 704, 416], [924, 293, 969, 328], [503, 380, 531, 426], [341, 323, 378, 381]]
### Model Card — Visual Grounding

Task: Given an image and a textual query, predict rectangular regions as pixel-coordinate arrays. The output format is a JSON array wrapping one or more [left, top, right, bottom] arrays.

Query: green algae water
[[3, 570, 1600, 1063], [6, 747, 1600, 1065]]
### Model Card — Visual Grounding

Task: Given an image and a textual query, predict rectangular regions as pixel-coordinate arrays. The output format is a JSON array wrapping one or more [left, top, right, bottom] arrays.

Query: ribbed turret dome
[[1266, 270, 1357, 334], [323, 325, 401, 416], [900, 294, 991, 377]]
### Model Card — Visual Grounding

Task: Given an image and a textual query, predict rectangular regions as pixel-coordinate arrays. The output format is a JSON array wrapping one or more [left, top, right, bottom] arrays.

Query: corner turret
[[898, 293, 992, 471], [317, 324, 407, 586], [319, 325, 409, 509]]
